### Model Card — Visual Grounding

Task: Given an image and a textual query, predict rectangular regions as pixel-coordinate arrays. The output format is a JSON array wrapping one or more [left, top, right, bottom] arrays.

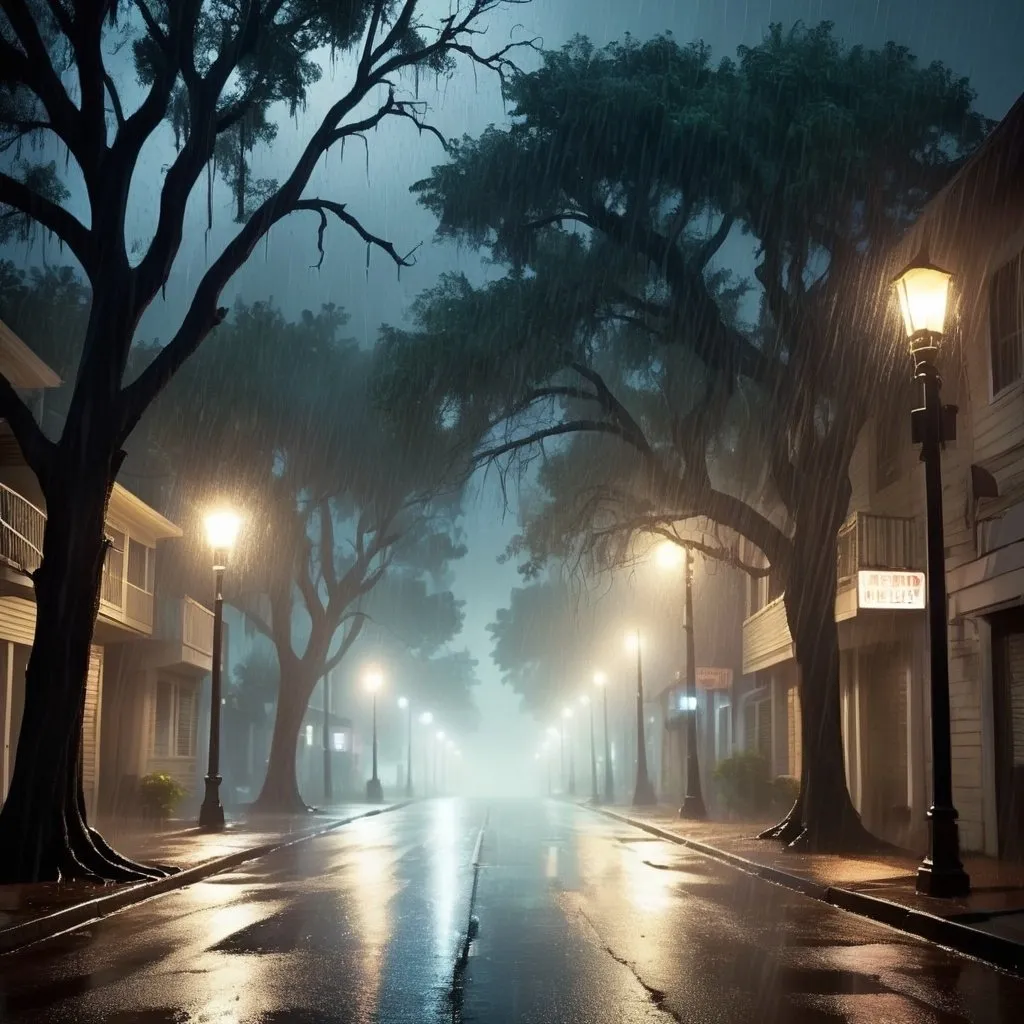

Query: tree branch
[[324, 612, 368, 674], [0, 171, 94, 269], [0, 373, 54, 484]]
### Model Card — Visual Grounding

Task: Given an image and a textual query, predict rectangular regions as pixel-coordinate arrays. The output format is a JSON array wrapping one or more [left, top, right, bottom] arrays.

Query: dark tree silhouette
[[0, 0, 530, 883]]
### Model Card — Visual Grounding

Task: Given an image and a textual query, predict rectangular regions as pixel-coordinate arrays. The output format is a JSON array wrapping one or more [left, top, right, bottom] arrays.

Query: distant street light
[[561, 706, 576, 797], [893, 248, 969, 898], [364, 666, 384, 802], [199, 508, 241, 831], [594, 671, 612, 803], [625, 630, 657, 806], [580, 693, 598, 804], [657, 542, 706, 820], [398, 696, 413, 798]]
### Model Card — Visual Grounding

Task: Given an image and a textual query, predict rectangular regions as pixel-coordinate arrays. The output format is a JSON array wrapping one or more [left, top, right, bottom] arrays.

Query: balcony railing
[[836, 511, 920, 585], [156, 595, 214, 656], [0, 482, 44, 574]]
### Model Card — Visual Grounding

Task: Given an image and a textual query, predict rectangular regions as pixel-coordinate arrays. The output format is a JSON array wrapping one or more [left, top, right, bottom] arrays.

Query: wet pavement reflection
[[0, 799, 1021, 1022]]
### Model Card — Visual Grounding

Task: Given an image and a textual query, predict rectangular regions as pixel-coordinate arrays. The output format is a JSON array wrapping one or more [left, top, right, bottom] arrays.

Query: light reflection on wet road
[[0, 799, 1021, 1022]]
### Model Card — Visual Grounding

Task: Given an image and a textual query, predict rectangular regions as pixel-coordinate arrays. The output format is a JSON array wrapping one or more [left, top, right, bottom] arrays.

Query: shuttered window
[[126, 537, 154, 592], [153, 679, 197, 758], [991, 251, 1024, 395]]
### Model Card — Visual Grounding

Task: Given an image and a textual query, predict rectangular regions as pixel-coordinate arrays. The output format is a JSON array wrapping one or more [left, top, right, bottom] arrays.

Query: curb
[[585, 804, 1024, 977], [0, 801, 410, 956]]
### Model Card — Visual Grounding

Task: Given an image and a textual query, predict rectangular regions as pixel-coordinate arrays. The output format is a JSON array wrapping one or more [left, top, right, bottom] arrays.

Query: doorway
[[989, 607, 1024, 860]]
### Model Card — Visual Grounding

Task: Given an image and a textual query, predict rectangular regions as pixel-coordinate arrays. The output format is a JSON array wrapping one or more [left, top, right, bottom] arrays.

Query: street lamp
[[561, 706, 576, 797], [419, 711, 434, 795], [435, 730, 445, 794], [364, 666, 384, 802], [893, 247, 969, 898], [625, 631, 657, 806], [657, 542, 707, 820], [580, 693, 598, 804], [198, 508, 241, 831], [594, 672, 613, 803], [398, 697, 413, 798]]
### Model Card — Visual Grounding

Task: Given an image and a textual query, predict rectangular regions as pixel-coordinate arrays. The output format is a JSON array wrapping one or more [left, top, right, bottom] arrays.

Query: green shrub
[[139, 772, 187, 821], [713, 753, 772, 817], [771, 774, 800, 813]]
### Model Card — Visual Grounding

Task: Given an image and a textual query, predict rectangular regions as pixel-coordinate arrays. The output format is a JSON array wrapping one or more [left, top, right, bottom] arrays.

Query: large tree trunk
[[251, 665, 317, 815], [759, 476, 883, 853], [0, 457, 168, 883]]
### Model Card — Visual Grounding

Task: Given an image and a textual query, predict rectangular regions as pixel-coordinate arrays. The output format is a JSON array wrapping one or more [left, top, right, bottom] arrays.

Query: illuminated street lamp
[[198, 508, 241, 831], [364, 666, 384, 802], [561, 706, 576, 797], [893, 248, 969, 898], [625, 631, 657, 806], [594, 672, 613, 803], [419, 711, 434, 796], [657, 541, 706, 820], [398, 696, 413, 798], [580, 693, 598, 804]]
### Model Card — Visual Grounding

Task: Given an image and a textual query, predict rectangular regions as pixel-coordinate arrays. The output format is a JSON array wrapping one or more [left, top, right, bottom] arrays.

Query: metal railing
[[0, 482, 45, 574], [183, 596, 214, 655], [836, 512, 919, 585]]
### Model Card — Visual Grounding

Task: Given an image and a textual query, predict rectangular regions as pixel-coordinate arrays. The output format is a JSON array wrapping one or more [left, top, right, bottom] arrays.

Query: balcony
[[742, 511, 924, 675], [0, 482, 43, 577], [135, 595, 215, 676]]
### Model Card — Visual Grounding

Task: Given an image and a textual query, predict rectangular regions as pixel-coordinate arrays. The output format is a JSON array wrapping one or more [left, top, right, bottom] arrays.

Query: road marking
[[546, 844, 559, 878]]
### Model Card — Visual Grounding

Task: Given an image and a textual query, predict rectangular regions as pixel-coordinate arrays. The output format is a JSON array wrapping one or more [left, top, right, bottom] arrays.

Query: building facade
[[0, 318, 214, 821], [741, 94, 1024, 857]]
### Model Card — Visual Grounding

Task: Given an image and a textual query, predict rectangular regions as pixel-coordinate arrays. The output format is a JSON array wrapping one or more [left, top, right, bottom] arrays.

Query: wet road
[[0, 800, 1021, 1023]]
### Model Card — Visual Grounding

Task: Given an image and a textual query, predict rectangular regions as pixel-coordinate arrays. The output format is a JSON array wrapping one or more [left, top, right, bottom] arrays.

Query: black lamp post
[[629, 630, 657, 806], [364, 666, 384, 802], [399, 697, 413, 797], [562, 706, 576, 797], [596, 672, 613, 803], [680, 546, 707, 819], [199, 510, 240, 832], [322, 673, 333, 805], [582, 694, 599, 803], [894, 247, 970, 898]]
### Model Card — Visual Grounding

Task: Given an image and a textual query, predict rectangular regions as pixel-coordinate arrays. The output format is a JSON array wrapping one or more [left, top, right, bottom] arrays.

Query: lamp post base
[[632, 777, 657, 807], [679, 793, 707, 820], [198, 776, 225, 831], [366, 776, 384, 803], [917, 808, 970, 897]]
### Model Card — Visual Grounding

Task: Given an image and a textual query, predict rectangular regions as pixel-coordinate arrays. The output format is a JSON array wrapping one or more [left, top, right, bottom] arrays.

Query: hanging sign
[[696, 667, 733, 690], [857, 569, 926, 610]]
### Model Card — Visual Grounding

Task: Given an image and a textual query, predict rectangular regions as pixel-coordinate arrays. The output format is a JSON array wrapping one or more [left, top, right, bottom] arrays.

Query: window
[[332, 731, 348, 752], [991, 251, 1024, 395], [305, 724, 314, 746], [152, 679, 197, 758]]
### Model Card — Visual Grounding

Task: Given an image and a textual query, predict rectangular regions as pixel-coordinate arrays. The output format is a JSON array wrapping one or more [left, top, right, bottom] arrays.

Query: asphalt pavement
[[0, 799, 1022, 1023]]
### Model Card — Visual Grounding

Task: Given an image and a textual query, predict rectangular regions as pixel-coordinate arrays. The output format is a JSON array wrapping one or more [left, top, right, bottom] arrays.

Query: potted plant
[[138, 772, 186, 825]]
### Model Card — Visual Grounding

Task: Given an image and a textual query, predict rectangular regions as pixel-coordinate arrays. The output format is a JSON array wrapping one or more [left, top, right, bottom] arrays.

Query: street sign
[[696, 667, 733, 690], [857, 569, 926, 610]]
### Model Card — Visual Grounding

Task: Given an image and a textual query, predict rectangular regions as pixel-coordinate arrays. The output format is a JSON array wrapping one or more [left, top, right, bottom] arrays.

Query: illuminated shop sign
[[857, 570, 926, 610]]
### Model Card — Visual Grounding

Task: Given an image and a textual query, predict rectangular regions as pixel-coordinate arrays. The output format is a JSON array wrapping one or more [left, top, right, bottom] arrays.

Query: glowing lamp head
[[561, 706, 573, 720], [420, 711, 434, 726], [436, 730, 445, 742], [593, 671, 607, 687], [655, 541, 684, 571], [893, 247, 951, 348], [204, 509, 241, 565], [447, 739, 455, 750], [625, 631, 641, 653], [546, 726, 559, 739], [363, 666, 383, 693], [579, 694, 590, 707], [397, 696, 409, 710]]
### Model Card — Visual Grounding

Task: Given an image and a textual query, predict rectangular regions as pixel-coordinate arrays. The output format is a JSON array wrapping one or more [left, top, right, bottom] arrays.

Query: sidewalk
[[0, 800, 399, 954], [588, 803, 1024, 975]]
